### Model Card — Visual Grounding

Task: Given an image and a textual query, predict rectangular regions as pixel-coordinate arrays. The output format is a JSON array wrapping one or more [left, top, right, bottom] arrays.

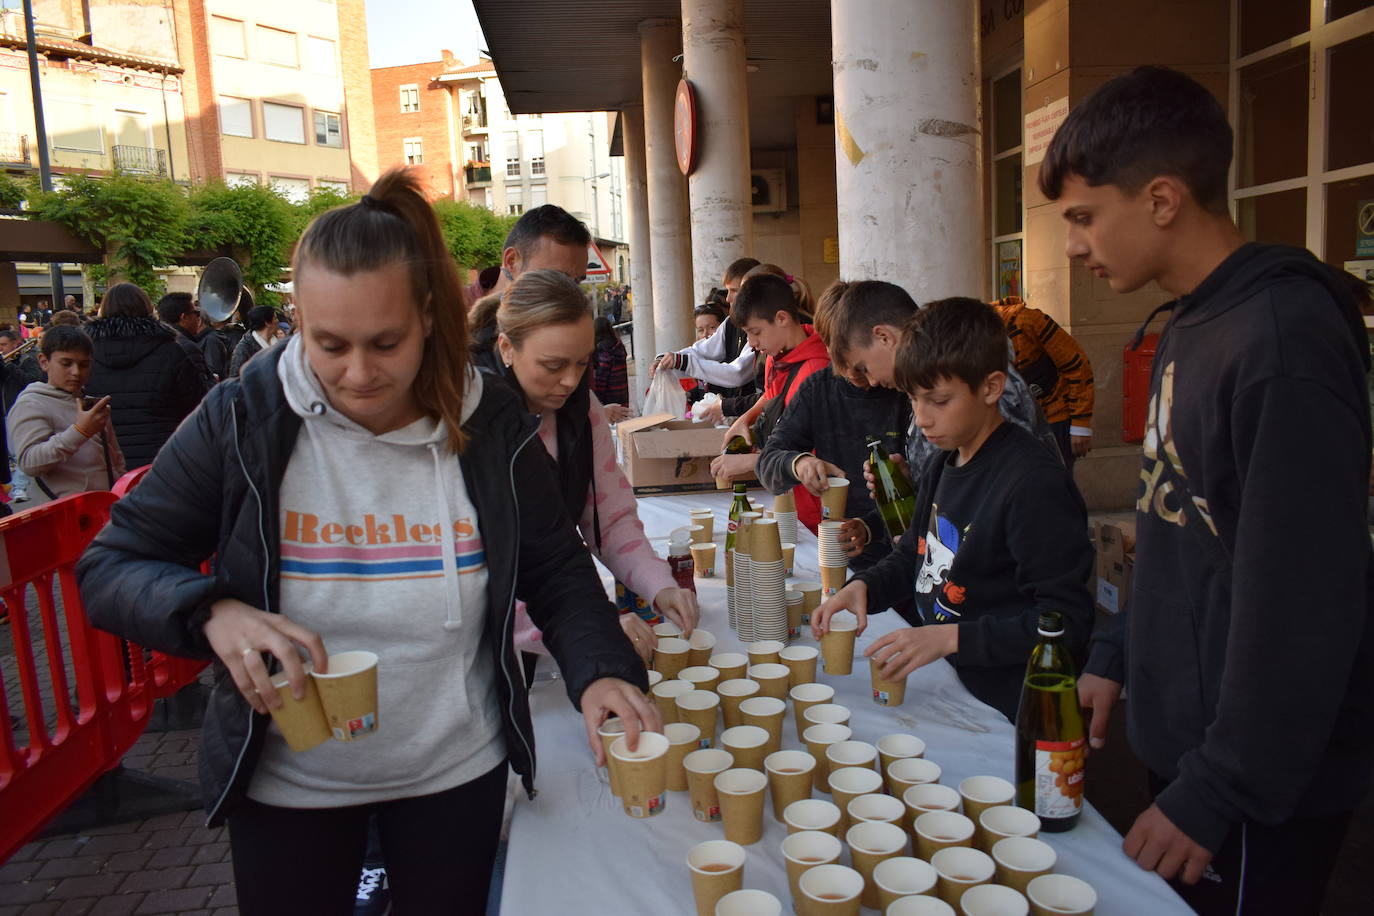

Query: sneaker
[[355, 865, 391, 916]]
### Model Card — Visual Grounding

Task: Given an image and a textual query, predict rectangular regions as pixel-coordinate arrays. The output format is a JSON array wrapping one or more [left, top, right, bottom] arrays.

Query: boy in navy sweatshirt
[[811, 297, 1094, 722], [1041, 66, 1374, 914]]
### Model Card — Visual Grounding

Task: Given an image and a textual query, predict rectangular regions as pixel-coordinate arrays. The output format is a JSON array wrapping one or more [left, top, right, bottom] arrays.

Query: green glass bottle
[[867, 438, 916, 539], [725, 482, 750, 552], [722, 435, 753, 455], [1014, 611, 1085, 832]]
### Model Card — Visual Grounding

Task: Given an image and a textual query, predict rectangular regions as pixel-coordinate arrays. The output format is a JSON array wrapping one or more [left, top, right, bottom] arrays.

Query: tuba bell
[[197, 257, 245, 324]]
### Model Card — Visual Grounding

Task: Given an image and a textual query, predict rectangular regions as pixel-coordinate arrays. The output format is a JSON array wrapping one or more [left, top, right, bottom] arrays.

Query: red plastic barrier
[[0, 476, 209, 862], [1122, 333, 1159, 444]]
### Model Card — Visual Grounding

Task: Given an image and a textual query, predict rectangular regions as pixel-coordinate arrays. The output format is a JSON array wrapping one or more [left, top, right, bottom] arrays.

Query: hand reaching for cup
[[810, 579, 869, 639], [581, 677, 663, 766], [619, 613, 658, 664], [838, 519, 869, 558], [202, 597, 329, 714], [794, 455, 847, 497], [653, 587, 699, 635]]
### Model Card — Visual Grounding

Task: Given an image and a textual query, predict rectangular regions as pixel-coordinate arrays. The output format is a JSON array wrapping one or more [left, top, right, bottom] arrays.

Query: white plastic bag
[[690, 392, 722, 422], [642, 368, 688, 418]]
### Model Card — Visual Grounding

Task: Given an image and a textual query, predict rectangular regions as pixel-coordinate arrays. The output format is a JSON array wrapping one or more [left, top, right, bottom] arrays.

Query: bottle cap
[[1036, 611, 1064, 637]]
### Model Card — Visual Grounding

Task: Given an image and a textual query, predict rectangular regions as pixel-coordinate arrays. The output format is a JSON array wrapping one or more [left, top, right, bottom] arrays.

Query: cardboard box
[[616, 413, 746, 496], [1095, 577, 1121, 615], [1098, 519, 1136, 559], [1096, 555, 1134, 615]]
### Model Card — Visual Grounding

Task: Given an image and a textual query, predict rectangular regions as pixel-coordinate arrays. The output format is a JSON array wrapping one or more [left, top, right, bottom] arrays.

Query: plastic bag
[[643, 368, 688, 418], [690, 392, 722, 422]]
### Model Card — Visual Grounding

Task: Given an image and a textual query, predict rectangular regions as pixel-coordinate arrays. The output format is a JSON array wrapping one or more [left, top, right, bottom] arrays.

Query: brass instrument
[[3, 337, 37, 362], [197, 257, 246, 324]]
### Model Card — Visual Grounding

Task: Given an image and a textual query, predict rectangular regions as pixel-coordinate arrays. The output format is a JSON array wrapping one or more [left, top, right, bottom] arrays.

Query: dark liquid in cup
[[817, 893, 848, 900], [699, 863, 734, 873]]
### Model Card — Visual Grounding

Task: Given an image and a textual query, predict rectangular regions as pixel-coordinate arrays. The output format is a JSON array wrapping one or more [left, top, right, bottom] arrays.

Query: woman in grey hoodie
[[7, 324, 124, 502]]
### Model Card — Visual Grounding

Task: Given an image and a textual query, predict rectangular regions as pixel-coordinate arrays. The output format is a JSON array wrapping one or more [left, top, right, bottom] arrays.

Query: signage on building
[[585, 241, 613, 277], [1024, 97, 1070, 166], [1356, 200, 1374, 258], [674, 79, 699, 176]]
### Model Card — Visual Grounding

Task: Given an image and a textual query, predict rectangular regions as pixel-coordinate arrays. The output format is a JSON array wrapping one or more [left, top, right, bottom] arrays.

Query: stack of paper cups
[[773, 491, 799, 546], [734, 518, 755, 640], [785, 589, 804, 639], [726, 548, 737, 631], [817, 521, 849, 595], [748, 518, 789, 642]]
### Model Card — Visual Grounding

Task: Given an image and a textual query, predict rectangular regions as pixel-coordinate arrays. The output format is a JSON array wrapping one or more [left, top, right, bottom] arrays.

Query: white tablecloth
[[499, 490, 1190, 915]]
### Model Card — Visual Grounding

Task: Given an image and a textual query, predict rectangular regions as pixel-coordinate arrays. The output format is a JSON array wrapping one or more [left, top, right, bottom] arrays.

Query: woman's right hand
[[203, 598, 328, 714], [810, 580, 870, 639], [75, 395, 112, 438], [619, 613, 658, 664]]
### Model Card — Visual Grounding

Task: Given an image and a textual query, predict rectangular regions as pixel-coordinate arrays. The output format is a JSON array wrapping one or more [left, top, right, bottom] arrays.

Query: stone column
[[622, 105, 655, 404], [639, 18, 695, 355], [682, 0, 752, 304], [830, 0, 981, 302]]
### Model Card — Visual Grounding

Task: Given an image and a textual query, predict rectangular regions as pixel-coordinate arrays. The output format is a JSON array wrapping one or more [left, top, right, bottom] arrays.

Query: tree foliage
[[186, 182, 296, 306], [0, 172, 26, 212], [433, 199, 515, 272]]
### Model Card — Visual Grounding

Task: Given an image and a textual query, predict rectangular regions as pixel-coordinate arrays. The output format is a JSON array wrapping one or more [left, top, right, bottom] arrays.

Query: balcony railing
[[462, 113, 488, 131], [0, 132, 29, 165], [464, 164, 491, 184], [113, 145, 168, 176]]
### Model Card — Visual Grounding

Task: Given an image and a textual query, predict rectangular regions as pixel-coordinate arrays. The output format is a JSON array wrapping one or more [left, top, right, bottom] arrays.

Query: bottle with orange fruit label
[[1014, 611, 1085, 831]]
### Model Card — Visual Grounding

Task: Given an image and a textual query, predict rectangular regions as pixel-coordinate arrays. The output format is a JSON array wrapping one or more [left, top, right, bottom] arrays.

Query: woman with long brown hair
[[77, 169, 656, 915]]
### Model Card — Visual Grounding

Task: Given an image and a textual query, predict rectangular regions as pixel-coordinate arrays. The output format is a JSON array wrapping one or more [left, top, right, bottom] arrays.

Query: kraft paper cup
[[267, 667, 331, 752], [803, 723, 853, 790], [677, 690, 723, 747], [826, 739, 879, 773], [651, 678, 693, 724], [598, 718, 626, 797], [715, 889, 782, 916], [782, 830, 843, 904], [775, 490, 797, 513], [685, 748, 734, 823], [747, 663, 790, 701], [610, 731, 670, 818], [795, 582, 823, 621], [914, 810, 975, 861], [783, 798, 843, 837], [889, 757, 943, 796], [821, 477, 850, 520], [747, 639, 785, 667], [889, 898, 957, 916], [646, 669, 664, 692], [1026, 874, 1094, 916], [690, 512, 715, 542], [765, 749, 816, 822], [819, 563, 849, 593], [780, 645, 819, 688], [785, 590, 805, 637], [721, 724, 771, 772], [870, 657, 909, 706], [848, 792, 906, 827], [684, 524, 707, 545], [904, 784, 963, 832], [689, 629, 718, 666], [879, 734, 927, 791], [717, 678, 761, 728], [991, 837, 1056, 896], [692, 542, 719, 577], [312, 650, 379, 741], [873, 856, 939, 911], [977, 806, 1040, 852], [665, 722, 703, 791], [930, 847, 994, 908], [961, 883, 1029, 916], [803, 702, 852, 729], [846, 820, 909, 908], [710, 652, 750, 683], [654, 620, 684, 638], [682, 664, 723, 694], [790, 682, 835, 739], [821, 615, 858, 675], [751, 518, 783, 563], [828, 766, 884, 833], [781, 543, 797, 576], [654, 636, 691, 680], [687, 839, 746, 916], [797, 863, 865, 916], [715, 767, 769, 845], [958, 776, 1015, 826], [741, 696, 786, 755]]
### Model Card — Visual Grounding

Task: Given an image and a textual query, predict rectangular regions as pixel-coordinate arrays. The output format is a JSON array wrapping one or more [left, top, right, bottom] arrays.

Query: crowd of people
[[0, 65, 1369, 916]]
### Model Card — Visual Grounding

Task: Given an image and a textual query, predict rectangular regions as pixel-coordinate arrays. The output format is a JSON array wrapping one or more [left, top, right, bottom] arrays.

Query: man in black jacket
[[1042, 66, 1374, 914]]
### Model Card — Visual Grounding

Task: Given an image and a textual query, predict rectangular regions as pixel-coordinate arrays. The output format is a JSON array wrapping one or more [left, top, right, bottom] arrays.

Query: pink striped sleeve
[[581, 393, 677, 602]]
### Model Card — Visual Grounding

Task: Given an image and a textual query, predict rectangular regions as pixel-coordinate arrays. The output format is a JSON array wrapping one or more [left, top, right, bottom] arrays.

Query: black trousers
[[1049, 418, 1075, 471], [228, 761, 508, 916], [1148, 773, 1351, 916]]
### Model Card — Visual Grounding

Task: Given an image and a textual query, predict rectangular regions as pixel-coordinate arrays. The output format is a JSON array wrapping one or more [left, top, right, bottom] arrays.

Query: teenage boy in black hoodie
[[811, 297, 1094, 721], [1041, 66, 1374, 914]]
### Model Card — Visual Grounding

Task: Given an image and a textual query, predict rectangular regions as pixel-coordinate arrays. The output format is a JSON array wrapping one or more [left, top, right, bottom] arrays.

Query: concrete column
[[622, 105, 655, 405], [682, 0, 752, 304], [830, 0, 981, 302], [639, 18, 695, 355]]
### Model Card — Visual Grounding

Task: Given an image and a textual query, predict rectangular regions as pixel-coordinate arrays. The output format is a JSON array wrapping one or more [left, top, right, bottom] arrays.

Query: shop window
[[1237, 187, 1308, 249], [1237, 46, 1309, 188], [1326, 32, 1374, 172]]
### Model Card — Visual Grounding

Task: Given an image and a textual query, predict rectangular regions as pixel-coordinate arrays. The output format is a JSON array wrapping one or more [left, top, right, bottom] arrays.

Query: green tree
[[432, 199, 515, 272], [0, 172, 26, 212], [27, 172, 188, 298], [186, 182, 295, 307], [288, 185, 359, 237]]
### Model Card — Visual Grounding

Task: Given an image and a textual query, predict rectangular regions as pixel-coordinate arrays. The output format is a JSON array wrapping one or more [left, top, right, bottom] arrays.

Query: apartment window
[[318, 179, 350, 194], [529, 130, 545, 176], [504, 132, 520, 177], [257, 26, 299, 68], [263, 101, 306, 144], [404, 137, 423, 165], [508, 203, 524, 215], [224, 172, 259, 188], [314, 111, 343, 148], [218, 96, 253, 138], [48, 98, 104, 152], [307, 37, 336, 76], [210, 16, 246, 58], [531, 185, 548, 208], [400, 85, 420, 113], [987, 67, 1023, 300], [270, 175, 311, 204]]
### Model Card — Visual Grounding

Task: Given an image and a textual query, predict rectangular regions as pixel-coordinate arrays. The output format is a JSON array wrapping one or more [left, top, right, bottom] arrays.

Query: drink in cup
[[764, 749, 815, 822], [991, 837, 1056, 895], [790, 682, 834, 740], [846, 819, 909, 908], [872, 856, 938, 911], [687, 839, 746, 916], [797, 863, 865, 916], [930, 846, 994, 908], [1025, 874, 1095, 916], [610, 731, 670, 818], [781, 830, 842, 905], [914, 810, 974, 861]]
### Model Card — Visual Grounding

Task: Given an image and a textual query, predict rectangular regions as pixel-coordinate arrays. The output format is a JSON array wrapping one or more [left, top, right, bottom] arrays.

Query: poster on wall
[[998, 240, 1023, 300]]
